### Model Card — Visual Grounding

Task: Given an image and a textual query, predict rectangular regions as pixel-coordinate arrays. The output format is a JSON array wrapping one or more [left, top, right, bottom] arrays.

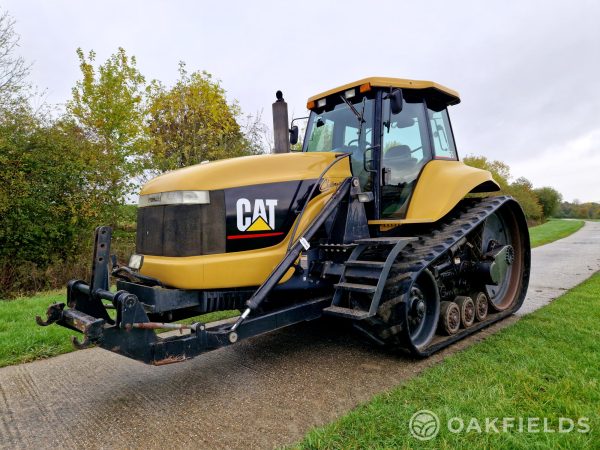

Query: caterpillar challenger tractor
[[37, 77, 530, 364]]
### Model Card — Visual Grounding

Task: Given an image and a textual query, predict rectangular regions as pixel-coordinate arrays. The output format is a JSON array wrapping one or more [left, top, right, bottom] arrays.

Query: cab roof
[[307, 76, 460, 109]]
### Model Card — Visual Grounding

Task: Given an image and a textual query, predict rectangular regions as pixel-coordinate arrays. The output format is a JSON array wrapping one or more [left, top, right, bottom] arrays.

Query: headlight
[[128, 254, 144, 270], [138, 190, 210, 207]]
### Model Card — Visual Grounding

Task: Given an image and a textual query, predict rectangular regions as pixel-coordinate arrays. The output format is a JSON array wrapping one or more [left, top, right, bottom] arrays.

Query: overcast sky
[[4, 0, 600, 202]]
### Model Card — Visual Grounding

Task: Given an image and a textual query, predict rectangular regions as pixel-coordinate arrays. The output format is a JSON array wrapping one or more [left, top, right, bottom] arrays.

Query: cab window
[[304, 96, 374, 190], [428, 108, 457, 160]]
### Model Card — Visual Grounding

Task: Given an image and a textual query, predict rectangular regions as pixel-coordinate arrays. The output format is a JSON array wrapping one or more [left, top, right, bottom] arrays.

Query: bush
[[0, 108, 109, 297]]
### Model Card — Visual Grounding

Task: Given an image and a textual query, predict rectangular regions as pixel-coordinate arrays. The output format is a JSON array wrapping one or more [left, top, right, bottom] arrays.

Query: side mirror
[[389, 89, 404, 115], [289, 125, 299, 145]]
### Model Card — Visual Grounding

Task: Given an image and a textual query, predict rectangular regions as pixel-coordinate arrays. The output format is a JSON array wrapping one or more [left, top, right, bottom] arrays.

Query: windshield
[[303, 96, 374, 188]]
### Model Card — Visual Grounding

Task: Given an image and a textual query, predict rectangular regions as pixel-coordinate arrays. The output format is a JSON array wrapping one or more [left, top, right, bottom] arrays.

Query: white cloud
[[511, 129, 600, 202], [3, 0, 600, 201]]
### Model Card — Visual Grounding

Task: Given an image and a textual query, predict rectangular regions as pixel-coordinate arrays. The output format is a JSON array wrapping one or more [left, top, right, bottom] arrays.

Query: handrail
[[230, 176, 352, 332], [286, 152, 351, 252]]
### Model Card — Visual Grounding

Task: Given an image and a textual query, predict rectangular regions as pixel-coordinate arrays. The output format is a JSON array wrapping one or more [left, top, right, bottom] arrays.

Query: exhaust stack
[[272, 90, 290, 153]]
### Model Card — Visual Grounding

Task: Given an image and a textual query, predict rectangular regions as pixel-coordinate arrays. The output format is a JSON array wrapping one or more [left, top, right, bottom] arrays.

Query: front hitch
[[36, 301, 106, 348], [35, 302, 65, 326], [36, 226, 119, 349], [35, 226, 333, 365]]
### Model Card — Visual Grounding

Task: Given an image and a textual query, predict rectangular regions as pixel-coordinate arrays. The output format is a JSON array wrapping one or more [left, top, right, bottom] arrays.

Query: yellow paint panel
[[307, 76, 460, 105], [140, 186, 345, 290], [141, 152, 351, 194], [368, 161, 500, 226]]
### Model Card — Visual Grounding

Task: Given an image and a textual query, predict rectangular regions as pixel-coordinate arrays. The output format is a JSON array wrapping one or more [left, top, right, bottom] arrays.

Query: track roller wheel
[[455, 296, 475, 328], [472, 292, 489, 322], [438, 301, 460, 335]]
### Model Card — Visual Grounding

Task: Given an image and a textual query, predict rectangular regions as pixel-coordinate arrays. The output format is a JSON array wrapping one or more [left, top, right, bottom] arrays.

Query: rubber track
[[372, 195, 528, 357]]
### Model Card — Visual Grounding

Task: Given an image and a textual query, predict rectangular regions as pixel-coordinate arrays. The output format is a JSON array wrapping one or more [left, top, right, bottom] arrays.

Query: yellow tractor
[[37, 77, 530, 364]]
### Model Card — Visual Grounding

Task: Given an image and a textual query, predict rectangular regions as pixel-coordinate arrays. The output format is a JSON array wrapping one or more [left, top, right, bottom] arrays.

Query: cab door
[[380, 96, 433, 218]]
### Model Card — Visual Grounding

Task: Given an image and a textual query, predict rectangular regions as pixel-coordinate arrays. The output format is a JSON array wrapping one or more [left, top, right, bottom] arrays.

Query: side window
[[383, 119, 425, 164], [381, 100, 431, 185], [380, 99, 432, 218], [428, 109, 457, 160]]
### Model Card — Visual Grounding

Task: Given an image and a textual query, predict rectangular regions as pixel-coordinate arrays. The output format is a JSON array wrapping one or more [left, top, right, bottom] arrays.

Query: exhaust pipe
[[272, 90, 290, 153]]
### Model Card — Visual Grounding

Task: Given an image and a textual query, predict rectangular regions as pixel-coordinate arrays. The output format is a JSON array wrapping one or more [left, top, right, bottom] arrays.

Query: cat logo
[[319, 178, 343, 192], [236, 198, 278, 232]]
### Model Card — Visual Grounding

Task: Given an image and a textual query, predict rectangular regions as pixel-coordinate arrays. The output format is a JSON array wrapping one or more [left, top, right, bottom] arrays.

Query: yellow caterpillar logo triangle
[[247, 216, 272, 231]]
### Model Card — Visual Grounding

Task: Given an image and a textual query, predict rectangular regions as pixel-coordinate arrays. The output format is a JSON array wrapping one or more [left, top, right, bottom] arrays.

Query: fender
[[370, 160, 500, 226]]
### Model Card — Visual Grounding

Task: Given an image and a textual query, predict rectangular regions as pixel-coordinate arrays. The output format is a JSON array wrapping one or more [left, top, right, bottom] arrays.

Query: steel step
[[323, 305, 371, 320], [344, 268, 382, 280], [354, 237, 416, 246], [334, 282, 377, 294], [344, 260, 385, 268]]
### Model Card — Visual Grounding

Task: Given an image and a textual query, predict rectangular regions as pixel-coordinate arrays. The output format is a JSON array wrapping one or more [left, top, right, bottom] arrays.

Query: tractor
[[37, 77, 530, 364]]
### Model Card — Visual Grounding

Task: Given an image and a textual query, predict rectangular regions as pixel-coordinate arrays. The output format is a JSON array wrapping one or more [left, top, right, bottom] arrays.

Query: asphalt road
[[1, 221, 599, 450]]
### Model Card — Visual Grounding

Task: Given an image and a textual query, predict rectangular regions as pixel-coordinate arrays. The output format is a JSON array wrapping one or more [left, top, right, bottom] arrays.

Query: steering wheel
[[333, 140, 360, 153]]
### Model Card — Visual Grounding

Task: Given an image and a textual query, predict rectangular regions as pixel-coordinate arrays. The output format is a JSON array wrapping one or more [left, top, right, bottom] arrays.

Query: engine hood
[[140, 152, 351, 195]]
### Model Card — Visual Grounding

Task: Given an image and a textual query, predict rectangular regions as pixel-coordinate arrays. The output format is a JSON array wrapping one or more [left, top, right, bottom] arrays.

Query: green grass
[[529, 219, 584, 248], [0, 290, 238, 368], [0, 291, 75, 367], [295, 273, 600, 449]]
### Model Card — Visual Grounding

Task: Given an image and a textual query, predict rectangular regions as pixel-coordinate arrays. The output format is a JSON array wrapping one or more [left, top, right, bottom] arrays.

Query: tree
[[533, 186, 562, 219], [509, 177, 543, 223], [463, 155, 543, 223], [66, 47, 146, 225], [462, 155, 510, 191], [0, 10, 30, 110], [146, 64, 259, 173]]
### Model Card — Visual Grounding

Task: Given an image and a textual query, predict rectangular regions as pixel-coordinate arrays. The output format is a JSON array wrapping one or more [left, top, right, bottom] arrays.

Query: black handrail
[[230, 176, 352, 331], [286, 152, 351, 252]]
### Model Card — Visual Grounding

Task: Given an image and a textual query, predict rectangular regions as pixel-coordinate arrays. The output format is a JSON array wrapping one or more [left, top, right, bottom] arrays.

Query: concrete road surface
[[1, 221, 599, 450]]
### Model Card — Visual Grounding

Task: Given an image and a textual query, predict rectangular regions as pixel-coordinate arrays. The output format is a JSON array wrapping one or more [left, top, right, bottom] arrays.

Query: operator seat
[[383, 145, 419, 185]]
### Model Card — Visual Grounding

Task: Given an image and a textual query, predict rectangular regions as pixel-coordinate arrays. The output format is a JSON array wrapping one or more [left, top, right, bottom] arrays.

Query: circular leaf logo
[[409, 410, 440, 441]]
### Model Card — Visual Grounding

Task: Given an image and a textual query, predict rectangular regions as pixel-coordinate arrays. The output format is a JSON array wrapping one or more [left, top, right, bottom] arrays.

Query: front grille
[[136, 190, 226, 257]]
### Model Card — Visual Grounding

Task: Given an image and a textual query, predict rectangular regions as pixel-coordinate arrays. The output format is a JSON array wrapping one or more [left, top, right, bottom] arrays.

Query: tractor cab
[[301, 77, 460, 219]]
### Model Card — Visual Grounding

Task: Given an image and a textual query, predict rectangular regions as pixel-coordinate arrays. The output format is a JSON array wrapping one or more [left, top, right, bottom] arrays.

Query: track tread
[[366, 196, 528, 355]]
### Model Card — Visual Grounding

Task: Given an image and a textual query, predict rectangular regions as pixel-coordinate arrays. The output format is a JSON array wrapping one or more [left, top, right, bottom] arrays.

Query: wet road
[[1, 221, 599, 450]]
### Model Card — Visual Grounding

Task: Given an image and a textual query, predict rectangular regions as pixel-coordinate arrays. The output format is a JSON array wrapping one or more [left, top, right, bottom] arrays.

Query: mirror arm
[[290, 116, 309, 128], [289, 116, 309, 148], [384, 87, 393, 132]]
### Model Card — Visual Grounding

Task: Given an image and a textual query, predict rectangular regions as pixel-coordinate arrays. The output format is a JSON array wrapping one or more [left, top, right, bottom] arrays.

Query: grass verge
[[0, 290, 238, 368], [295, 273, 600, 449], [529, 219, 584, 248]]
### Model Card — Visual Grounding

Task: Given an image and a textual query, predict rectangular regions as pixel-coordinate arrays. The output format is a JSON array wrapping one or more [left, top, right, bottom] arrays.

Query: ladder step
[[323, 305, 372, 320], [334, 282, 377, 294], [344, 268, 381, 280], [354, 237, 416, 246], [345, 260, 385, 268]]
